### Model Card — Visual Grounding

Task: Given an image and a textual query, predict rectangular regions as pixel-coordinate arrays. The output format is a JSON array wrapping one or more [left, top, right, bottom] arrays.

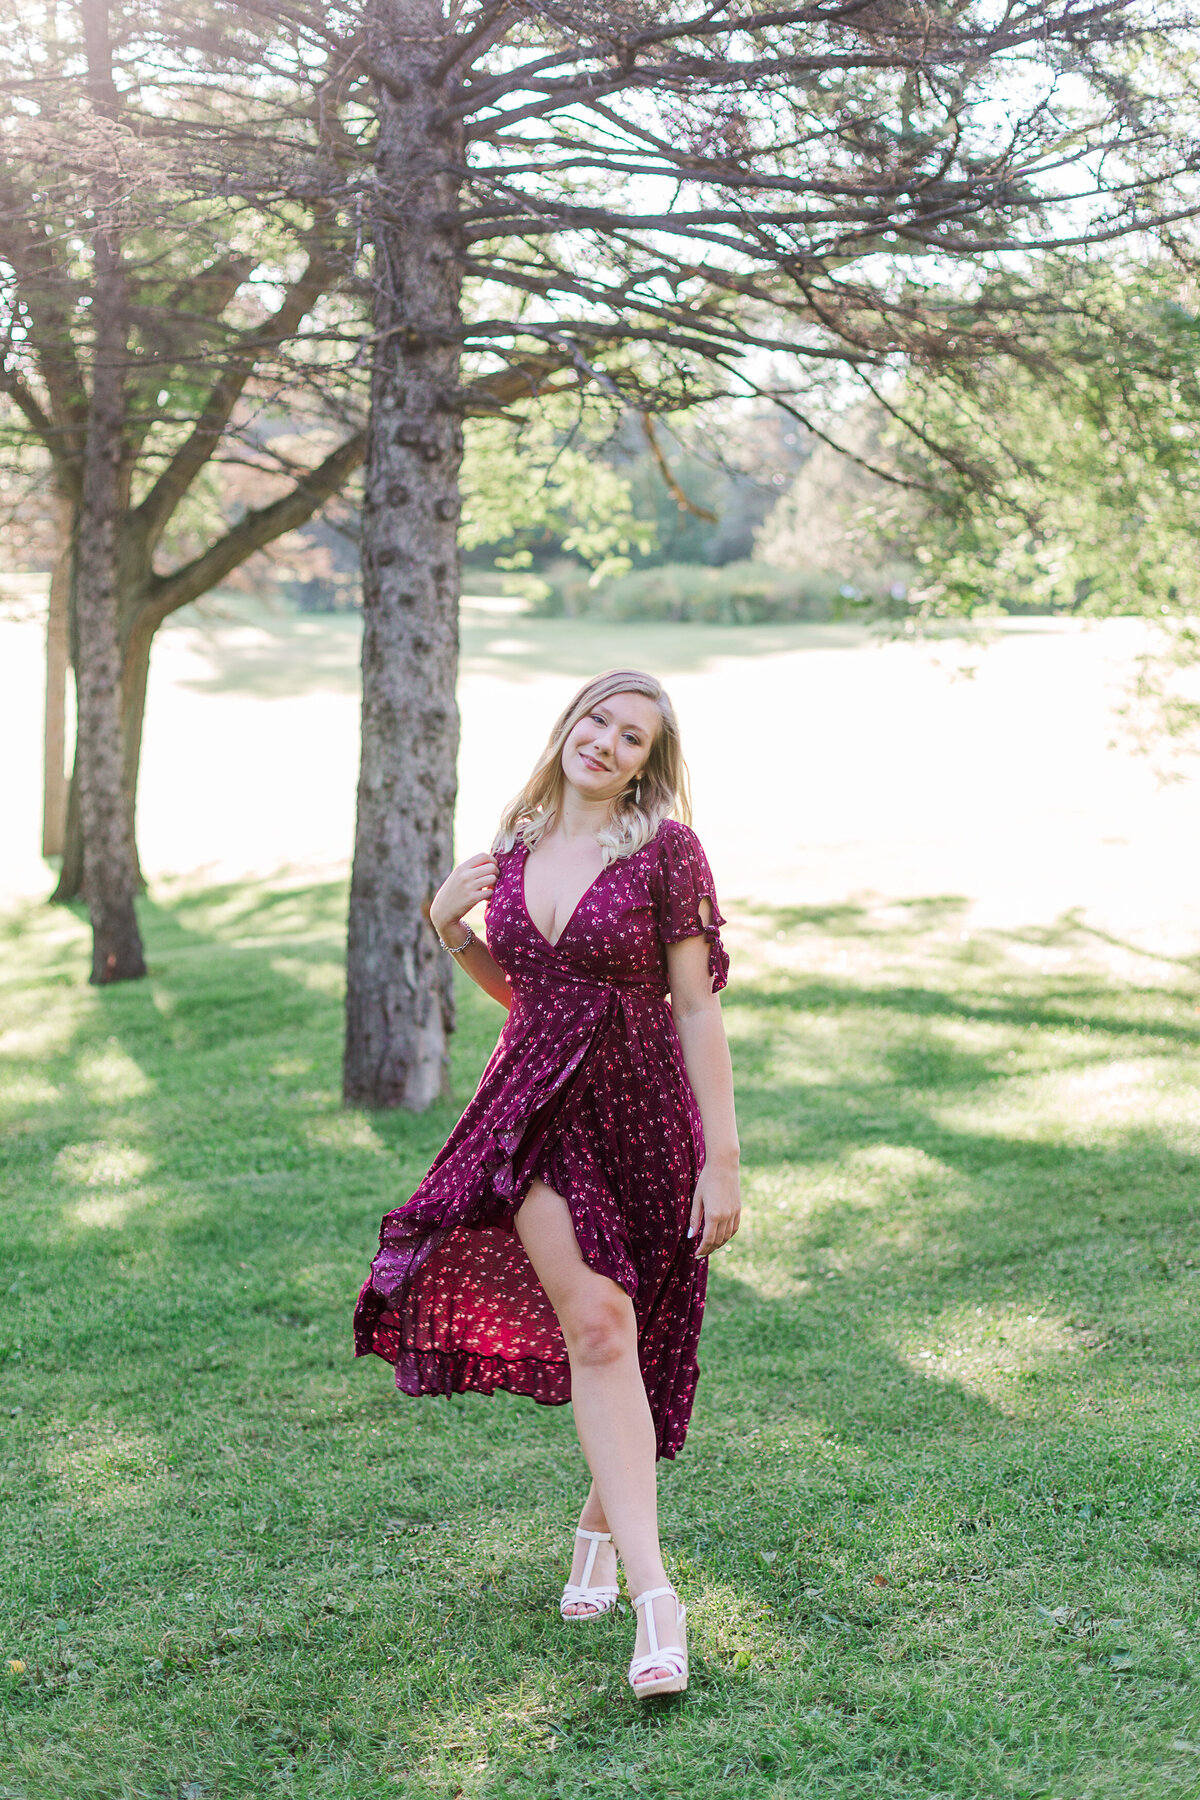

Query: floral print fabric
[[353, 818, 729, 1459]]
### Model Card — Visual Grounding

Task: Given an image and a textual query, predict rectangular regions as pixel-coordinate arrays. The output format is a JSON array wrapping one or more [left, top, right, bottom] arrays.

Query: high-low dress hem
[[353, 818, 729, 1462]]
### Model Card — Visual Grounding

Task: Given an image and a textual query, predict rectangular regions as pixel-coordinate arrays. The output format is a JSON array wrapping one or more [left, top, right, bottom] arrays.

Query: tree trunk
[[52, 553, 155, 915], [72, 9, 146, 982], [343, 0, 464, 1110], [41, 492, 73, 858], [53, 770, 84, 904], [118, 605, 155, 885]]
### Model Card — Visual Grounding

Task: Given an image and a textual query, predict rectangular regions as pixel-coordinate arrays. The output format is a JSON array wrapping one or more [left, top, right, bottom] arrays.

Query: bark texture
[[41, 492, 72, 858], [50, 426, 366, 904], [73, 1, 145, 982], [343, 0, 464, 1110]]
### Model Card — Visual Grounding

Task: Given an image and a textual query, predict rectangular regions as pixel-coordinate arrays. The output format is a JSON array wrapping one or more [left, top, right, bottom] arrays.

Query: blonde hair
[[493, 669, 692, 866]]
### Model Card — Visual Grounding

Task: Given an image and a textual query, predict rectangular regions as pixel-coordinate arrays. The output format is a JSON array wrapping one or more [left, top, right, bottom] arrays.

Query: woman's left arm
[[666, 900, 741, 1259]]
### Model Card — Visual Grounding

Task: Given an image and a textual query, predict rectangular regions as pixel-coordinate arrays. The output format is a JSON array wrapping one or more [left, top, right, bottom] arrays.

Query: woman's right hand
[[430, 853, 499, 935]]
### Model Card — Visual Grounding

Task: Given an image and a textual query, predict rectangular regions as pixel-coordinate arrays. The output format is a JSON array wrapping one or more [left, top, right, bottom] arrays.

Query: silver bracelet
[[435, 923, 475, 955]]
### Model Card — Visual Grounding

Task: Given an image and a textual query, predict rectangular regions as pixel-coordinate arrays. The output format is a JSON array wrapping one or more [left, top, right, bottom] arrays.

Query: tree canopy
[[341, 0, 1200, 1106], [4, 0, 1199, 1049], [0, 1, 371, 971]]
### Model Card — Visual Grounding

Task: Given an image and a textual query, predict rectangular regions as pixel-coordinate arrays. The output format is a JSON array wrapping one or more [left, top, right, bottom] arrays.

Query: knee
[[564, 1293, 635, 1369]]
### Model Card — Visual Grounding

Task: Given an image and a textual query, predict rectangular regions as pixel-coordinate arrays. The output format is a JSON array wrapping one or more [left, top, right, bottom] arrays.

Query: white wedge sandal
[[628, 1585, 688, 1698], [559, 1527, 620, 1622]]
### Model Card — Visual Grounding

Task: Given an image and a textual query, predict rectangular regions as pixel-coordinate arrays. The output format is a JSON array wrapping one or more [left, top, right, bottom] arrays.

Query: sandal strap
[[574, 1527, 613, 1592], [560, 1595, 617, 1618], [630, 1586, 682, 1660], [629, 1647, 688, 1680], [560, 1582, 619, 1605], [631, 1585, 677, 1611]]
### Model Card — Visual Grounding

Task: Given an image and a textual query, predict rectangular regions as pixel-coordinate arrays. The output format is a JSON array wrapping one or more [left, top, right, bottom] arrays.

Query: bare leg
[[562, 1483, 618, 1617], [579, 1482, 608, 1531], [516, 1179, 682, 1682]]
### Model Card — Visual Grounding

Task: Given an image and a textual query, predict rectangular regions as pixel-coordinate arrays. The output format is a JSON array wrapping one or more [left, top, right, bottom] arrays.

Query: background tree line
[[2, 0, 1198, 1103]]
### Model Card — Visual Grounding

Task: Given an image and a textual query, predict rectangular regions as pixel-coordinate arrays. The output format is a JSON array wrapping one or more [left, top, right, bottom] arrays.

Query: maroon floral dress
[[352, 817, 729, 1459]]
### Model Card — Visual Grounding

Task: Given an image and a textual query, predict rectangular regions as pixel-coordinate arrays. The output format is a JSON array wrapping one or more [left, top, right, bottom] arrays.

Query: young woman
[[354, 669, 740, 1698]]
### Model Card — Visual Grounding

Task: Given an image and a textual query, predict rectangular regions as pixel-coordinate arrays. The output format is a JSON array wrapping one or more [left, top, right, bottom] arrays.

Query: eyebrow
[[590, 698, 651, 734], [594, 708, 646, 736]]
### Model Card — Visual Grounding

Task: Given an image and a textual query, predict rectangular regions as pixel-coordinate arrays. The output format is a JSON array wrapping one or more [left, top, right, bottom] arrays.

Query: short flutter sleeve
[[654, 821, 730, 993]]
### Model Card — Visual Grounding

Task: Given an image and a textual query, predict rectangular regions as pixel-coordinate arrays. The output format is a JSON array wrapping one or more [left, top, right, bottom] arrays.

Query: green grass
[[2, 882, 1199, 1800]]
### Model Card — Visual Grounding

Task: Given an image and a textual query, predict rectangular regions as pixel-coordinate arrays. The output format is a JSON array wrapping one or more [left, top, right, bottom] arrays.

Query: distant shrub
[[458, 567, 511, 597], [284, 571, 362, 613], [530, 559, 903, 623]]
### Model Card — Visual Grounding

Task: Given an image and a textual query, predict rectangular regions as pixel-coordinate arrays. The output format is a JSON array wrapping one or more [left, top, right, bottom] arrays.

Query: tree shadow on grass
[[165, 608, 363, 700], [741, 894, 974, 939], [1045, 907, 1200, 977], [167, 612, 877, 701], [3, 877, 1195, 1403], [4, 882, 1200, 1795]]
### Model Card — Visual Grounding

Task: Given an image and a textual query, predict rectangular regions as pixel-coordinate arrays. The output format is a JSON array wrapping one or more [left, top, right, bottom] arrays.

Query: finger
[[687, 1188, 703, 1242], [704, 1214, 736, 1254]]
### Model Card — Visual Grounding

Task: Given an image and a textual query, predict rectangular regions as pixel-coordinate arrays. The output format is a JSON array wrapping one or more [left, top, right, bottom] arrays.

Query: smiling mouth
[[580, 753, 607, 772]]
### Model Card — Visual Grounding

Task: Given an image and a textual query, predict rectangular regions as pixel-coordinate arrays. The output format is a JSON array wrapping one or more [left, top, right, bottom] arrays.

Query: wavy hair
[[492, 669, 692, 866]]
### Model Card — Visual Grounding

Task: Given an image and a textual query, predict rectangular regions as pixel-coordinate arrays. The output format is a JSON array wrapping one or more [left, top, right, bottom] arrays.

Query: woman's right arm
[[430, 852, 512, 1010]]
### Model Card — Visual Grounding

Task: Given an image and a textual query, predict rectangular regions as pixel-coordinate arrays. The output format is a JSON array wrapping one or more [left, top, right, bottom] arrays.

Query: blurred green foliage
[[529, 559, 891, 623], [460, 406, 653, 586], [886, 261, 1200, 620]]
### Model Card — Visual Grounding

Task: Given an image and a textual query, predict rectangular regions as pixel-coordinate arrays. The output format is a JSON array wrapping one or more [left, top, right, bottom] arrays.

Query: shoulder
[[646, 819, 720, 909], [643, 817, 686, 880], [652, 817, 702, 854], [653, 818, 711, 872]]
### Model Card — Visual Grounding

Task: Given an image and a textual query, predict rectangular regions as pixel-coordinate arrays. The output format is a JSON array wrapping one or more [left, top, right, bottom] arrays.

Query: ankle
[[577, 1494, 609, 1532], [626, 1565, 669, 1604]]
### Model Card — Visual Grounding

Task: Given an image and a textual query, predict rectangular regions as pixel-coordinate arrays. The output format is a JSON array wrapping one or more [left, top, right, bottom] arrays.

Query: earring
[[634, 780, 642, 806]]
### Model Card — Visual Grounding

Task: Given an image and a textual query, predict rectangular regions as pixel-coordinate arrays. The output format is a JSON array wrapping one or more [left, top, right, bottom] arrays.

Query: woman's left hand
[[688, 1161, 741, 1258]]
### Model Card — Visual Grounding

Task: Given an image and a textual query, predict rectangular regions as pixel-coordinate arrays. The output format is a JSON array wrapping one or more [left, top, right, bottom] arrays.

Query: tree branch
[[130, 245, 337, 555], [124, 252, 255, 460], [0, 359, 78, 493], [0, 186, 91, 463], [142, 428, 366, 621], [431, 2, 515, 83], [640, 413, 718, 520]]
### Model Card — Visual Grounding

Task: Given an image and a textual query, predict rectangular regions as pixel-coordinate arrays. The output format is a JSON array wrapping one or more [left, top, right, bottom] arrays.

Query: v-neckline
[[520, 841, 609, 951]]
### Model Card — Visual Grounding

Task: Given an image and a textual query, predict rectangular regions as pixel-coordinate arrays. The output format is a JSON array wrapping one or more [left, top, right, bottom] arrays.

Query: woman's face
[[562, 691, 660, 802]]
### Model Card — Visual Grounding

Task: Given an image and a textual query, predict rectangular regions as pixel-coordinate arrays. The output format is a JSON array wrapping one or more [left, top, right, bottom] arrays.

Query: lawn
[[2, 880, 1199, 1799]]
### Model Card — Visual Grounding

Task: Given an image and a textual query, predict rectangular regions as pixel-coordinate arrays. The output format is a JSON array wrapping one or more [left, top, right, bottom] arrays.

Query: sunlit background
[[5, 588, 1199, 960]]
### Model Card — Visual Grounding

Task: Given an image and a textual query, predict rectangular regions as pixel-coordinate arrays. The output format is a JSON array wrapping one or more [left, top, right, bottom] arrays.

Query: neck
[[554, 781, 617, 841]]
